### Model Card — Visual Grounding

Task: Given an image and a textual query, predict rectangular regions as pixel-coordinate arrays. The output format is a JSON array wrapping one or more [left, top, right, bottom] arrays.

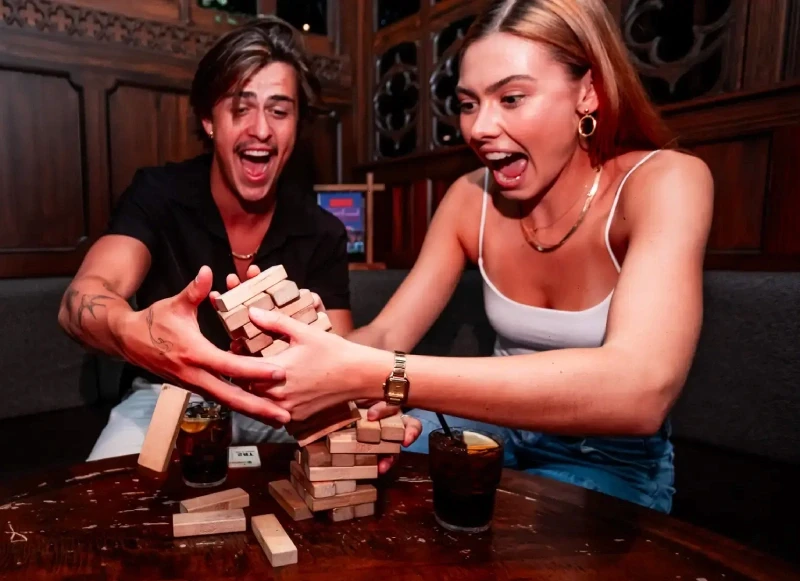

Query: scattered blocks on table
[[172, 508, 246, 538], [252, 514, 298, 567], [137, 384, 191, 474], [179, 487, 249, 514]]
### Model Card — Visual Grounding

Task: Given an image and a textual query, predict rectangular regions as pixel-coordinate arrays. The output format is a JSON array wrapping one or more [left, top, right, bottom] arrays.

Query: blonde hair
[[461, 0, 672, 166]]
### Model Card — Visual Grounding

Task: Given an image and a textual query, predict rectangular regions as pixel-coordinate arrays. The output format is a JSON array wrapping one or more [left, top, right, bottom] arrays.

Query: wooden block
[[303, 484, 377, 512], [294, 449, 302, 464], [309, 311, 332, 332], [290, 460, 336, 498], [355, 454, 378, 466], [335, 480, 356, 495], [292, 305, 318, 324], [331, 453, 355, 467], [327, 429, 402, 455], [301, 441, 331, 467], [137, 384, 191, 473], [232, 321, 261, 340], [287, 401, 361, 447], [179, 488, 249, 514], [172, 509, 246, 538], [354, 503, 375, 518], [379, 412, 405, 442], [356, 409, 382, 444], [245, 332, 274, 354], [304, 463, 378, 482], [329, 506, 354, 522], [218, 292, 275, 333], [252, 514, 298, 568], [213, 265, 287, 312], [260, 339, 289, 357], [279, 289, 314, 317], [268, 479, 313, 521], [265, 279, 300, 307]]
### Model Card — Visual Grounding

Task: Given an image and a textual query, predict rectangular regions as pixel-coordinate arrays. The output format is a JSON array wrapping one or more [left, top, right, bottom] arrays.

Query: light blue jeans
[[405, 409, 676, 514]]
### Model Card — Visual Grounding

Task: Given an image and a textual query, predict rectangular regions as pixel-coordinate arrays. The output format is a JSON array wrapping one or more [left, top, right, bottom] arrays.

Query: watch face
[[387, 377, 408, 398]]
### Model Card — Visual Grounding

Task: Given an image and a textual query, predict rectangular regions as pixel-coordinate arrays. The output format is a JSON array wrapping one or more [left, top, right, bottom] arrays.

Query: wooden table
[[0, 444, 796, 580]]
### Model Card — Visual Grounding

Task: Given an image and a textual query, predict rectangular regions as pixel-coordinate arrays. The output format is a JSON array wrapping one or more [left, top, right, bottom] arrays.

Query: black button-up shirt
[[107, 153, 350, 384]]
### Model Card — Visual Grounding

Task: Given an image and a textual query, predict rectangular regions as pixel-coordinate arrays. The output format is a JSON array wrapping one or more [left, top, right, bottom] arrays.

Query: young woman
[[244, 0, 714, 513]]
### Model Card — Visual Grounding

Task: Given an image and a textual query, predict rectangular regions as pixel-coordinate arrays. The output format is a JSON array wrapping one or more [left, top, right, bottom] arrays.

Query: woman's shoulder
[[617, 149, 712, 188]]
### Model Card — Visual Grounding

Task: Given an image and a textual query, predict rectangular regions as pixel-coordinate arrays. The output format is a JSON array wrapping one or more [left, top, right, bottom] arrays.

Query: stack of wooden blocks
[[269, 407, 405, 522], [213, 263, 363, 445]]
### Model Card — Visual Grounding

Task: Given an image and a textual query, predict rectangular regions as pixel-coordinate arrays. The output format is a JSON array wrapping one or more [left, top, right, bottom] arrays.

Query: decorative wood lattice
[[624, 0, 734, 104], [373, 42, 419, 158]]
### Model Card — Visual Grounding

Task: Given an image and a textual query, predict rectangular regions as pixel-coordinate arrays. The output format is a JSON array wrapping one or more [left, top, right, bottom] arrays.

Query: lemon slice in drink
[[462, 431, 498, 453], [181, 418, 210, 434]]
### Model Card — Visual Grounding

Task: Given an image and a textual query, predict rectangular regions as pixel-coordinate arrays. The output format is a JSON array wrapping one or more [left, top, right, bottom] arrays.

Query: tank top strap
[[603, 150, 662, 272], [479, 168, 490, 262]]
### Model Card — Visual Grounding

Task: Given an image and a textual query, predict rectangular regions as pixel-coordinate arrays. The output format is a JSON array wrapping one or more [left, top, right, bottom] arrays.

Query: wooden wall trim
[[0, 0, 351, 91]]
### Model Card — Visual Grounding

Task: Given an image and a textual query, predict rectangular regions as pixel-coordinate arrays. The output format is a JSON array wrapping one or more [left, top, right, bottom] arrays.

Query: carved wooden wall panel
[[0, 0, 355, 278], [0, 69, 84, 251]]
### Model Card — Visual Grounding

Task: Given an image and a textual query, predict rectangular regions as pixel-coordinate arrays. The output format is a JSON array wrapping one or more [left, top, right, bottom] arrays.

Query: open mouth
[[237, 148, 274, 183], [485, 152, 528, 188]]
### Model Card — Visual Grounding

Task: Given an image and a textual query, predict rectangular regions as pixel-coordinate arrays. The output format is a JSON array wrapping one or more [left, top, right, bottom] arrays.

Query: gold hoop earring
[[578, 110, 596, 138], [208, 129, 214, 139]]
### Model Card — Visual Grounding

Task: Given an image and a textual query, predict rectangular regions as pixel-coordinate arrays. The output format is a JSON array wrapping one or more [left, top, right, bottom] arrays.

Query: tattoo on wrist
[[146, 307, 173, 353]]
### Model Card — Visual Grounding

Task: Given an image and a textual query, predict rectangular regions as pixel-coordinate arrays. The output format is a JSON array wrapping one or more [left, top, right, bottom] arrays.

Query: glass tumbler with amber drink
[[429, 428, 504, 533], [177, 402, 232, 488]]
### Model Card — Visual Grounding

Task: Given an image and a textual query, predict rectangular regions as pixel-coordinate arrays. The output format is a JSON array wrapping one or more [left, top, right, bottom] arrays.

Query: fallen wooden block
[[379, 412, 405, 442], [287, 401, 361, 448], [268, 479, 313, 521], [172, 508, 246, 538], [327, 428, 402, 455], [355, 454, 378, 466], [252, 514, 298, 568], [179, 487, 249, 514], [213, 265, 287, 312], [290, 460, 336, 498], [304, 463, 378, 483], [335, 480, 357, 495], [354, 502, 375, 518], [356, 408, 382, 444], [266, 279, 300, 307], [329, 506, 355, 522], [303, 484, 378, 512], [137, 384, 191, 473]]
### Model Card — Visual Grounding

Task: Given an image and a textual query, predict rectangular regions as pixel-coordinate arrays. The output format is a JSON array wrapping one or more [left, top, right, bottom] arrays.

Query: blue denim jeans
[[405, 409, 675, 514]]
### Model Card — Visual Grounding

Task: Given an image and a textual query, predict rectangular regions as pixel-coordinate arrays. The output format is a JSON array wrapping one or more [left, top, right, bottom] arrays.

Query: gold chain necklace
[[519, 165, 603, 253], [231, 250, 257, 260]]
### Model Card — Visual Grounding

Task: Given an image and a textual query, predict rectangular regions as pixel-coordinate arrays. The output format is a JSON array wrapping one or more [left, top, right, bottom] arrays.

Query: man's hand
[[114, 265, 291, 423], [364, 401, 422, 474]]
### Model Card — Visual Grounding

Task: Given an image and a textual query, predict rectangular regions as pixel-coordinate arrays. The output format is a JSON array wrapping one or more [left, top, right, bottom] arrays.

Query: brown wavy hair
[[190, 15, 323, 146], [461, 0, 673, 166]]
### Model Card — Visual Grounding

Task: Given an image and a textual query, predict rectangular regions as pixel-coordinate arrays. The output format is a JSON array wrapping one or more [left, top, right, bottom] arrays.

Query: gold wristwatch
[[383, 351, 410, 406]]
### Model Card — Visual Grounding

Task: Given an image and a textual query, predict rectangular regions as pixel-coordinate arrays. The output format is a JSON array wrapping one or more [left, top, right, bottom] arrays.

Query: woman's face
[[458, 32, 595, 199]]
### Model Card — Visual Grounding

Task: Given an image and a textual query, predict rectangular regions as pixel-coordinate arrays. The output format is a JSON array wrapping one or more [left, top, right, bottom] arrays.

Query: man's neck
[[209, 160, 277, 229]]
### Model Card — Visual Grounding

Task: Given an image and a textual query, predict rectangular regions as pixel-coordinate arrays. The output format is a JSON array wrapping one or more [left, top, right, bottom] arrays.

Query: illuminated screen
[[317, 192, 365, 256]]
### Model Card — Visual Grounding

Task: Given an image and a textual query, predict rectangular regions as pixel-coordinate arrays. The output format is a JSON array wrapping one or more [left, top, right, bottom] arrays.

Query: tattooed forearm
[[74, 293, 116, 330], [146, 307, 174, 353]]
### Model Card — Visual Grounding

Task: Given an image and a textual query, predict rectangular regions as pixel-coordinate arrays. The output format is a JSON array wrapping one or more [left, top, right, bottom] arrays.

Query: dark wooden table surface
[[0, 444, 797, 580]]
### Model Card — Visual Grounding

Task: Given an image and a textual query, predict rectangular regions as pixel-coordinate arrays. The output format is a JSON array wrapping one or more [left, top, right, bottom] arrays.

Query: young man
[[58, 17, 353, 461]]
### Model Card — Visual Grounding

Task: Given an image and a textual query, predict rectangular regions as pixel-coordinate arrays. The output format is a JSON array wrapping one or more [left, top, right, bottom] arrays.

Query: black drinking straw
[[436, 412, 455, 439]]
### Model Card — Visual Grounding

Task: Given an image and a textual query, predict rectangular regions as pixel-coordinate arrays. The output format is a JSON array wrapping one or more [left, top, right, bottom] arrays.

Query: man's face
[[203, 62, 299, 204]]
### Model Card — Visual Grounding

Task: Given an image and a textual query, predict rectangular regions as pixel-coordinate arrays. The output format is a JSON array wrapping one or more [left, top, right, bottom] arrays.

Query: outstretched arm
[[253, 153, 714, 435]]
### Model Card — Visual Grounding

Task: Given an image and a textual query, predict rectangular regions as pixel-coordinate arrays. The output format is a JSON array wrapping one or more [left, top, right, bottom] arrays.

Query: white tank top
[[478, 150, 661, 356]]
